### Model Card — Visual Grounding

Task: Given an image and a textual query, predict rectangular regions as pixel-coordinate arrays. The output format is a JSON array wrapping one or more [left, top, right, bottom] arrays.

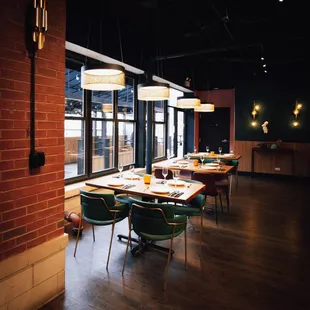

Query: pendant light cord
[[85, 19, 92, 65], [117, 16, 124, 63]]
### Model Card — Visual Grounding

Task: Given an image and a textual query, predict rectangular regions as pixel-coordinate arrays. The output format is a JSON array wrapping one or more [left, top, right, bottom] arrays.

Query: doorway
[[199, 107, 230, 153]]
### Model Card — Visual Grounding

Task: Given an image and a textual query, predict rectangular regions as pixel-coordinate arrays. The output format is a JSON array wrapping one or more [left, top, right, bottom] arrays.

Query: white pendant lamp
[[81, 63, 125, 91], [138, 81, 170, 101], [194, 103, 215, 112], [177, 95, 201, 109]]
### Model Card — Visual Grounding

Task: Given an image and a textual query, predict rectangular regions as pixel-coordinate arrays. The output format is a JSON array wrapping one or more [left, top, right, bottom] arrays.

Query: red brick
[[27, 201, 47, 214], [16, 231, 38, 245], [47, 94, 64, 104], [15, 176, 39, 189], [35, 112, 47, 121], [2, 244, 27, 260], [47, 113, 64, 121], [14, 195, 37, 208], [14, 80, 30, 91], [38, 190, 57, 202], [0, 239, 16, 252], [36, 103, 58, 113], [47, 197, 64, 208], [0, 78, 14, 89], [1, 68, 30, 82], [0, 201, 14, 212], [14, 159, 28, 169], [48, 179, 64, 191], [34, 130, 47, 138], [27, 218, 47, 232], [46, 212, 63, 224], [0, 140, 14, 149], [13, 120, 29, 129], [27, 235, 46, 249], [46, 129, 64, 138], [0, 99, 14, 110], [38, 173, 58, 183], [37, 67, 57, 78], [58, 137, 65, 145], [13, 139, 30, 149], [1, 149, 27, 160], [36, 138, 58, 147], [3, 207, 26, 221], [1, 109, 25, 120], [1, 130, 26, 139], [38, 223, 56, 236], [46, 227, 63, 241], [0, 58, 30, 73], [57, 188, 64, 197], [0, 38, 15, 50], [41, 163, 64, 173], [0, 220, 14, 232], [37, 122, 57, 130], [35, 94, 48, 103], [2, 168, 26, 180], [0, 160, 14, 170], [14, 101, 30, 111], [15, 214, 36, 226], [0, 180, 15, 191], [3, 226, 26, 241], [36, 206, 60, 220]]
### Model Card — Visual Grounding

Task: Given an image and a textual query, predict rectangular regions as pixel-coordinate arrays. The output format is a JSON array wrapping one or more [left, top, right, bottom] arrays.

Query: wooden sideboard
[[235, 141, 310, 177]]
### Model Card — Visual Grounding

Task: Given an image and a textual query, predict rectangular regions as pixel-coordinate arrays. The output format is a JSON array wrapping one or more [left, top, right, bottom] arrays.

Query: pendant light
[[138, 72, 170, 101], [194, 103, 215, 112], [176, 94, 201, 109], [81, 63, 125, 91]]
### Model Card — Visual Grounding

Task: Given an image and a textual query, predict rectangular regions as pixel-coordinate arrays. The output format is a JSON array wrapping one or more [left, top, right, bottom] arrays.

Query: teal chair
[[74, 189, 129, 270], [122, 197, 188, 290]]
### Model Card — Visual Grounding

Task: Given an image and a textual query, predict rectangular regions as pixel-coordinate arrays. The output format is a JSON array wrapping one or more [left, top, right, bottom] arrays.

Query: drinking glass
[[173, 170, 180, 187], [194, 146, 197, 154], [218, 147, 222, 156], [206, 146, 210, 154], [200, 154, 204, 166], [118, 163, 123, 178], [162, 166, 168, 185], [129, 165, 135, 180]]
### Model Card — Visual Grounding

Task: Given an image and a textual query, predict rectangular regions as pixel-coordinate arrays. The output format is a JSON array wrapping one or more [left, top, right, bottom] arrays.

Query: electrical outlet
[[275, 167, 280, 171]]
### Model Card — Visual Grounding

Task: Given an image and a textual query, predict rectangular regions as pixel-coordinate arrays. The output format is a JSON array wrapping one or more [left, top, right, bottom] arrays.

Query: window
[[167, 107, 175, 157], [153, 101, 166, 159], [65, 59, 136, 183]]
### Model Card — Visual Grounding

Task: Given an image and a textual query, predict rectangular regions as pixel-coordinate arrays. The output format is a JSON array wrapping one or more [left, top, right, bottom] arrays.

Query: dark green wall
[[235, 70, 310, 143]]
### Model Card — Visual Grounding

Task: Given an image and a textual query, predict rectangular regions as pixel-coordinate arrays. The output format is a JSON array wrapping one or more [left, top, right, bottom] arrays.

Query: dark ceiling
[[66, 0, 309, 90]]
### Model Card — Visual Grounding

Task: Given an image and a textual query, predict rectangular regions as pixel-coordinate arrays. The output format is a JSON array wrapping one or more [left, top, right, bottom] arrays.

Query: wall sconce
[[251, 101, 260, 127], [293, 101, 302, 127], [33, 0, 48, 50]]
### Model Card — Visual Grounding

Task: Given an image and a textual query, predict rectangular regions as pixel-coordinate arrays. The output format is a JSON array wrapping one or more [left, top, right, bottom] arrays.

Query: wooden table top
[[86, 175, 206, 204], [187, 153, 242, 160], [154, 160, 234, 175]]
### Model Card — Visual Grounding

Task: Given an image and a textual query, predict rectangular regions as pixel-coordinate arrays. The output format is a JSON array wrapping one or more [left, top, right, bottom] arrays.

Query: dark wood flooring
[[41, 176, 310, 310]]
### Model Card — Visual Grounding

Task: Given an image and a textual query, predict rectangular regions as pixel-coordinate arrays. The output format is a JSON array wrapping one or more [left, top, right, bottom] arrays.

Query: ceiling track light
[[81, 63, 125, 91]]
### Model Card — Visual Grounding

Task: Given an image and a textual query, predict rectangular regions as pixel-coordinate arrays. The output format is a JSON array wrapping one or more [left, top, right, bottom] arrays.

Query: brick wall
[[0, 1, 66, 261]]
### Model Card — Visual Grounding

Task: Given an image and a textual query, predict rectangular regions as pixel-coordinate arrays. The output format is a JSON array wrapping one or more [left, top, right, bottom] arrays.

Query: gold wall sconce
[[293, 101, 302, 127], [33, 0, 48, 50], [251, 101, 260, 127]]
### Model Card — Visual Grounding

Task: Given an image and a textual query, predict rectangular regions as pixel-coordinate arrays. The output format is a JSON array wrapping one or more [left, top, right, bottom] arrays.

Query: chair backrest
[[192, 172, 218, 196], [128, 197, 181, 236], [80, 189, 119, 221], [154, 168, 173, 180]]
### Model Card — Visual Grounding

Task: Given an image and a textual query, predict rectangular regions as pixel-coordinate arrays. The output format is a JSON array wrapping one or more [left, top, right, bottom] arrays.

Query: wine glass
[[118, 163, 123, 178], [200, 154, 204, 167], [218, 147, 222, 156], [206, 146, 210, 154], [194, 146, 197, 154], [129, 165, 135, 180], [162, 166, 168, 185], [173, 170, 180, 187]]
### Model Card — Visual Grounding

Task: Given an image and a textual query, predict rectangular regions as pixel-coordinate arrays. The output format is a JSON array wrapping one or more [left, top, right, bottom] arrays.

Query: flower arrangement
[[262, 121, 269, 134]]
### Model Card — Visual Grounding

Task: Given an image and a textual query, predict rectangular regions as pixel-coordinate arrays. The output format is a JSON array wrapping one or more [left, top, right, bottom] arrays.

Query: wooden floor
[[41, 176, 310, 310]]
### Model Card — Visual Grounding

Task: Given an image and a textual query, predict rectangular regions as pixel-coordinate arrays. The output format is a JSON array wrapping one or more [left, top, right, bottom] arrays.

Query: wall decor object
[[293, 101, 302, 127], [262, 121, 269, 134], [251, 101, 260, 126]]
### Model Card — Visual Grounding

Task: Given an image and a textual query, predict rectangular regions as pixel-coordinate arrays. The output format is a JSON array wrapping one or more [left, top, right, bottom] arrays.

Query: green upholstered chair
[[122, 197, 188, 291], [74, 189, 129, 270]]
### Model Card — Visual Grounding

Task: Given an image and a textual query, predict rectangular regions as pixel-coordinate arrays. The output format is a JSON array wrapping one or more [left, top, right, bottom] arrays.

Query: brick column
[[0, 1, 66, 261]]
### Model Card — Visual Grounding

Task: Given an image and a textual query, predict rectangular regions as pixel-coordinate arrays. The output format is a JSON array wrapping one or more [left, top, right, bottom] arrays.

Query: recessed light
[[263, 64, 266, 67], [264, 70, 267, 73], [261, 57, 264, 60]]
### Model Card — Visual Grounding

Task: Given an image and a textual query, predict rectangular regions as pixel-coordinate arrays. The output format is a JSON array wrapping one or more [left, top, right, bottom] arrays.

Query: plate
[[205, 163, 219, 166], [169, 163, 180, 167], [201, 166, 217, 170], [167, 180, 185, 186], [223, 153, 234, 157], [107, 181, 124, 186], [178, 160, 188, 164], [123, 174, 140, 180], [149, 186, 170, 194]]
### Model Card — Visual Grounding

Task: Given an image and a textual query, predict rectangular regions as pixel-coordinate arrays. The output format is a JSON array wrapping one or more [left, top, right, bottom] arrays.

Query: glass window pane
[[177, 111, 184, 158], [65, 120, 85, 179], [92, 91, 113, 118], [118, 78, 134, 120], [154, 124, 165, 158], [92, 120, 114, 172], [168, 107, 175, 157], [154, 101, 164, 122], [65, 68, 83, 117], [119, 122, 135, 166]]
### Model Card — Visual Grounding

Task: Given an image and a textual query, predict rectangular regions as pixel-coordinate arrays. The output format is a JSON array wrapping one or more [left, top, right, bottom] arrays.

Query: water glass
[[173, 170, 180, 187], [206, 146, 210, 154], [118, 163, 123, 178], [218, 147, 222, 156], [200, 155, 204, 166], [162, 166, 168, 184], [129, 165, 135, 180]]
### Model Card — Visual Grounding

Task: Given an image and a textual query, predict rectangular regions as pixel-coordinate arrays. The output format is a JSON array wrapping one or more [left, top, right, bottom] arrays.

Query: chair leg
[[184, 224, 187, 271], [106, 214, 117, 270], [219, 193, 223, 213], [92, 225, 95, 242], [226, 189, 230, 212], [73, 214, 83, 257], [122, 216, 132, 275], [215, 196, 218, 225], [163, 227, 175, 291], [200, 213, 203, 259], [235, 170, 239, 189], [230, 174, 233, 195]]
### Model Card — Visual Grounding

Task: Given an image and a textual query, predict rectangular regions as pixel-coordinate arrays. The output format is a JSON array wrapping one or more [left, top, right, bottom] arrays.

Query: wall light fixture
[[251, 101, 260, 127], [293, 101, 302, 127]]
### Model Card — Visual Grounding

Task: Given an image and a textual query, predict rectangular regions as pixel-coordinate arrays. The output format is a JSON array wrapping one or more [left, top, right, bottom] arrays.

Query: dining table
[[187, 152, 242, 161]]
